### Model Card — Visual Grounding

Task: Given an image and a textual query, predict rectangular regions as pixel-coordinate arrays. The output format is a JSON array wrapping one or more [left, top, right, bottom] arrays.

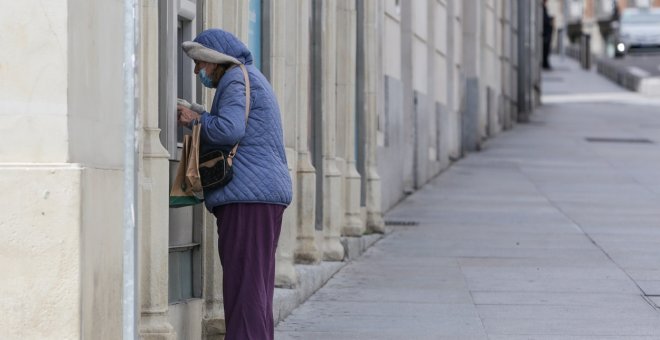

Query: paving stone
[[488, 336, 660, 340], [471, 291, 652, 309], [476, 304, 658, 320], [481, 317, 660, 337]]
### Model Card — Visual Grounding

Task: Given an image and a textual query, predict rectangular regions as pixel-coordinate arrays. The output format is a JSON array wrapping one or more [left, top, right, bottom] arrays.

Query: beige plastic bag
[[185, 122, 203, 193], [169, 124, 204, 207]]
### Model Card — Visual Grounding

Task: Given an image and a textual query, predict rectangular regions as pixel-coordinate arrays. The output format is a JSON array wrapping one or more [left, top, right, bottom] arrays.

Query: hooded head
[[182, 29, 254, 66]]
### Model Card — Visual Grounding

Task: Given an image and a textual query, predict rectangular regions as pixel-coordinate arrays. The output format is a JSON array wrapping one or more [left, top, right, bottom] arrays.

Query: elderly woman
[[177, 29, 292, 340]]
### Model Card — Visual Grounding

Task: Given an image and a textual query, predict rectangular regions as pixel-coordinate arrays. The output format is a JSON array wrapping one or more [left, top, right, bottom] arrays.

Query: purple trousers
[[213, 203, 285, 340]]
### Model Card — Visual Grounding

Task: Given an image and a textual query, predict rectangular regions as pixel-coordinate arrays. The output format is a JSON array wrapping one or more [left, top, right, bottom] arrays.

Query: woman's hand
[[177, 105, 201, 127]]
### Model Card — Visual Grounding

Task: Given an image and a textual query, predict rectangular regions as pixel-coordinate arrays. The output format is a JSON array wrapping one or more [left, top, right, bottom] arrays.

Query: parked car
[[614, 8, 660, 58]]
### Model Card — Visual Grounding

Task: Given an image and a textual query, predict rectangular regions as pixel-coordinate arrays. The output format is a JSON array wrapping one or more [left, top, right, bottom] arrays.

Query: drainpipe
[[122, 0, 139, 339]]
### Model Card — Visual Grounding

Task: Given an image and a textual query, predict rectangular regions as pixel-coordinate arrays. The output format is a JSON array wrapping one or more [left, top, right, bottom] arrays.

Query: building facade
[[0, 0, 540, 339]]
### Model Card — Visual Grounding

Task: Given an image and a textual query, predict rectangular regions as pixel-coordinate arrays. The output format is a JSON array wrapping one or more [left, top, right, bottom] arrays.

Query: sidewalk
[[275, 57, 660, 339]]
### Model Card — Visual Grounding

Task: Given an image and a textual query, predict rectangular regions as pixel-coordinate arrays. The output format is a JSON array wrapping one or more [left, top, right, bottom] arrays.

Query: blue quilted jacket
[[193, 29, 292, 210]]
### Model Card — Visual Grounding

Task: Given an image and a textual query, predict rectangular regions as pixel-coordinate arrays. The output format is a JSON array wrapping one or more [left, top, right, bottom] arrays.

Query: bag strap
[[228, 64, 251, 159]]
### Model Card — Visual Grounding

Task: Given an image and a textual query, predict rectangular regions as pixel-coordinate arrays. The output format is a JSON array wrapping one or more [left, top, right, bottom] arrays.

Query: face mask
[[199, 68, 215, 88]]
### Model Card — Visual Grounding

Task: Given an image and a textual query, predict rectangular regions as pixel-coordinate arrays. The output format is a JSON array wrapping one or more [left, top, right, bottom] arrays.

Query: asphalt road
[[610, 51, 660, 77]]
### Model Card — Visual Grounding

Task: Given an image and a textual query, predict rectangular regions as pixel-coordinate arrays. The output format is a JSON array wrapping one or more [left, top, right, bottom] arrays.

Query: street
[[275, 57, 660, 339], [611, 52, 660, 77]]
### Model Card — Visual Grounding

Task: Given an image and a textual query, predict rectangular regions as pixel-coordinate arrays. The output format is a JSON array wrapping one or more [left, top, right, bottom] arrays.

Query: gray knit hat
[[181, 41, 242, 65]]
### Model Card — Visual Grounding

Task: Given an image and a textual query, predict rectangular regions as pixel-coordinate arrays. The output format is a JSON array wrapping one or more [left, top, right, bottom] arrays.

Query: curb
[[596, 57, 660, 96], [272, 232, 385, 325]]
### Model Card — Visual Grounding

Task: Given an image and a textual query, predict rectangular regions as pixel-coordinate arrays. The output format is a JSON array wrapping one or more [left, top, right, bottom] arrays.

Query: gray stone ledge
[[273, 262, 345, 325], [273, 232, 386, 325], [341, 233, 383, 261]]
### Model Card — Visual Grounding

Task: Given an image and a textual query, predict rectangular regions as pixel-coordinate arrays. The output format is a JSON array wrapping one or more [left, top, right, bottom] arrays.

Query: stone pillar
[[445, 0, 463, 159], [201, 215, 225, 340], [499, 0, 513, 130], [400, 0, 416, 193], [363, 0, 385, 233], [482, 0, 501, 137], [138, 1, 177, 339], [337, 0, 364, 237], [517, 0, 532, 122], [511, 0, 520, 123], [0, 4, 86, 339], [426, 0, 438, 175], [320, 1, 345, 261], [462, 0, 482, 152], [411, 0, 430, 188], [294, 0, 322, 264], [265, 0, 298, 287]]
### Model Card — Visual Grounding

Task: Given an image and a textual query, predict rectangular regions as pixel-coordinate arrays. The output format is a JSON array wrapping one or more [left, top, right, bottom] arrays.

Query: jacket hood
[[182, 29, 253, 66]]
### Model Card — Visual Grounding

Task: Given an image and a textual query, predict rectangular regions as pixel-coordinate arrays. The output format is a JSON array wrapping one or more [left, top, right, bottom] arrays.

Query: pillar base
[[140, 333, 177, 340], [202, 316, 226, 340], [366, 167, 385, 234], [295, 152, 320, 264], [275, 260, 298, 288], [294, 236, 321, 264], [367, 212, 385, 234], [139, 313, 176, 340], [342, 218, 365, 237], [323, 236, 345, 261], [343, 164, 365, 237], [323, 159, 345, 262]]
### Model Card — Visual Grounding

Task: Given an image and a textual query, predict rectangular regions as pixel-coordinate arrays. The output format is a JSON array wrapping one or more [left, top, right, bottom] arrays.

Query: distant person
[[542, 0, 554, 70]]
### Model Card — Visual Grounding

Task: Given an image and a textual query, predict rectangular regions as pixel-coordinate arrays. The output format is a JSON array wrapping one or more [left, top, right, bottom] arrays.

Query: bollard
[[580, 34, 585, 68], [558, 28, 565, 61], [581, 33, 591, 69], [585, 33, 591, 69]]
